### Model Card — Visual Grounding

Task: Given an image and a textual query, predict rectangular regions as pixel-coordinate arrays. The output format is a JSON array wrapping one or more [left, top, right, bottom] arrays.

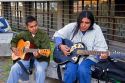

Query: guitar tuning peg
[[114, 50, 117, 53], [118, 52, 120, 53]]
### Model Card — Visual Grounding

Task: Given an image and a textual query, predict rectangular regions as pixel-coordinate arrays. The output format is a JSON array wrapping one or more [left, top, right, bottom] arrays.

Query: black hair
[[25, 16, 37, 25], [77, 11, 94, 30], [72, 11, 95, 39]]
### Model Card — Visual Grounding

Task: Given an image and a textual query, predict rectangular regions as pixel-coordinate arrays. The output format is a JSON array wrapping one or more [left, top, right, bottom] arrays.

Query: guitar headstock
[[111, 50, 122, 54], [38, 49, 51, 57]]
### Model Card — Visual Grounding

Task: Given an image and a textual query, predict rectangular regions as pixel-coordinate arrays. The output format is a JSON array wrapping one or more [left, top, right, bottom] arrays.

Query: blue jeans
[[7, 59, 48, 83], [64, 59, 96, 83]]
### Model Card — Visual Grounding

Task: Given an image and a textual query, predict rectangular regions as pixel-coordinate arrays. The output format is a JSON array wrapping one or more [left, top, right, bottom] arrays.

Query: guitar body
[[11, 39, 51, 61], [11, 39, 32, 60], [53, 39, 86, 64]]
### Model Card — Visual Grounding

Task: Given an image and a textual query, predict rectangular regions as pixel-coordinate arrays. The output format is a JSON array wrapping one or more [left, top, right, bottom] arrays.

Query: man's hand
[[59, 44, 70, 56], [100, 53, 108, 59], [11, 47, 19, 56], [33, 51, 39, 57]]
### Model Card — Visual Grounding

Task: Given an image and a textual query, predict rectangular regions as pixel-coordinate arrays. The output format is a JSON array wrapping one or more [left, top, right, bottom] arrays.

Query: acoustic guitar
[[11, 39, 51, 60], [53, 39, 125, 64]]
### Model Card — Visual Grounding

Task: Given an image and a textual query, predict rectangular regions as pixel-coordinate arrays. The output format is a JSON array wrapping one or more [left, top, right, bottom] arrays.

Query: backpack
[[92, 57, 125, 83], [0, 17, 11, 32]]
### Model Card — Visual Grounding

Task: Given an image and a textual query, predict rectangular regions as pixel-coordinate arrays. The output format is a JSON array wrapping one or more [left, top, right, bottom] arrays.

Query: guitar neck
[[25, 48, 38, 53], [77, 50, 109, 55]]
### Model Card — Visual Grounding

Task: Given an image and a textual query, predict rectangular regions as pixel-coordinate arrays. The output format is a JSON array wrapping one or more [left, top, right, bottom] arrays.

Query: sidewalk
[[0, 32, 111, 83], [19, 61, 107, 83], [0, 32, 13, 57], [0, 58, 107, 83]]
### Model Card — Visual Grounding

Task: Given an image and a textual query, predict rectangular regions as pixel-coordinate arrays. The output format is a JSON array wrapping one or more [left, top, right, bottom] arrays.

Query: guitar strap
[[29, 54, 35, 75], [57, 64, 64, 83], [17, 53, 35, 75], [17, 60, 32, 75]]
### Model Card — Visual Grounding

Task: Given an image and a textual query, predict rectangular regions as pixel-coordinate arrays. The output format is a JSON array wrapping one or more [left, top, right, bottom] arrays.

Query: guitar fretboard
[[24, 48, 38, 53], [77, 50, 109, 55]]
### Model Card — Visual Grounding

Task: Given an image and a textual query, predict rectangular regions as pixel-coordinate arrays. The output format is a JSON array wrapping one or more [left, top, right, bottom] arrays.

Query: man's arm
[[11, 32, 24, 48], [54, 37, 63, 48]]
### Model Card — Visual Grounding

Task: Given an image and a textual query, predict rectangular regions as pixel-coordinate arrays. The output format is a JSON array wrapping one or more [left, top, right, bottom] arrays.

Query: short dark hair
[[77, 11, 95, 30], [25, 16, 37, 25]]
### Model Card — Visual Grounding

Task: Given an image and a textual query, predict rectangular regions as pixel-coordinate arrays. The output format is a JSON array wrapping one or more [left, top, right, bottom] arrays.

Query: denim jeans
[[64, 59, 96, 83], [7, 59, 48, 83]]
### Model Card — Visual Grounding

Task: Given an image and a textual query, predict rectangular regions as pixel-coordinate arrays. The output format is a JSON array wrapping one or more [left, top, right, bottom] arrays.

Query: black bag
[[92, 58, 125, 83]]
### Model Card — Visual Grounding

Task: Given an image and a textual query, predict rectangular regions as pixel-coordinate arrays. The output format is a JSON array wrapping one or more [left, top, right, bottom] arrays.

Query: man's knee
[[78, 65, 90, 76], [10, 63, 20, 72], [36, 68, 46, 75]]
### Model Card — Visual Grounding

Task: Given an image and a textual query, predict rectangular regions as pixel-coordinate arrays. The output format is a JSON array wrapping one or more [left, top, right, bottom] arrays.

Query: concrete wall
[[0, 33, 13, 56]]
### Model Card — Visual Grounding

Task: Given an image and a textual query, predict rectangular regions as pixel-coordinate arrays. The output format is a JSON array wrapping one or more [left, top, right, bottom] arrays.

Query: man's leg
[[7, 60, 30, 83], [78, 59, 96, 83], [34, 60, 48, 83], [64, 62, 78, 83]]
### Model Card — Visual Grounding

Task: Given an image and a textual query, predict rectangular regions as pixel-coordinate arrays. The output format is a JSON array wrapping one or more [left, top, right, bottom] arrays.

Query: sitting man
[[53, 11, 108, 83], [7, 16, 51, 83], [0, 16, 11, 32]]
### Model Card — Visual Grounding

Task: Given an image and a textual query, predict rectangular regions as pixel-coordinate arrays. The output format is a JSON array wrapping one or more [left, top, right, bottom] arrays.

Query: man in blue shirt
[[0, 16, 11, 32]]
